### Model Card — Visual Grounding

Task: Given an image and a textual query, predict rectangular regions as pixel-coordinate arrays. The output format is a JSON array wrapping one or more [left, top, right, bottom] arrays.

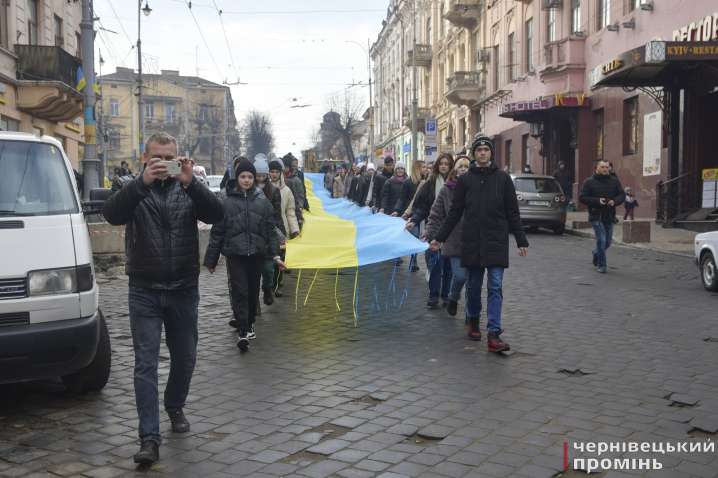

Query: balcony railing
[[657, 171, 700, 222], [444, 3, 484, 29], [405, 44, 432, 68], [445, 71, 485, 107], [15, 44, 79, 87], [402, 106, 432, 129]]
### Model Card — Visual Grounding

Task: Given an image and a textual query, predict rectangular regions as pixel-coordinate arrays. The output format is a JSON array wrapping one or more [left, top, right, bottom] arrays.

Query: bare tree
[[183, 100, 226, 175], [241, 110, 275, 160], [320, 91, 366, 162]]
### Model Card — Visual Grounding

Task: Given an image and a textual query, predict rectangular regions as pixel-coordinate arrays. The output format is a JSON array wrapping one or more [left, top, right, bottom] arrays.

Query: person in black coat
[[358, 163, 378, 210], [204, 160, 286, 351], [379, 161, 407, 215], [431, 133, 528, 353], [102, 133, 225, 464], [579, 160, 625, 273], [373, 156, 394, 207], [552, 161, 573, 203], [348, 164, 366, 204]]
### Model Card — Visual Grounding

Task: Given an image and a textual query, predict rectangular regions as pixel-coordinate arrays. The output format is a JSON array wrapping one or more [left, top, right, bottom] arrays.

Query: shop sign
[[673, 12, 718, 42], [702, 169, 718, 208], [590, 49, 643, 88], [424, 118, 437, 148]]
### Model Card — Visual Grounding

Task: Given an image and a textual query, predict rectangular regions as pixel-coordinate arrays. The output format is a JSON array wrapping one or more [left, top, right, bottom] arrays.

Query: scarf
[[444, 178, 457, 190], [390, 175, 407, 184], [435, 175, 446, 199]]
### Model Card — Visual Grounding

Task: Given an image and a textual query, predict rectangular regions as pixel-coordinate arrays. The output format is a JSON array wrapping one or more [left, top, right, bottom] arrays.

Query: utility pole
[[368, 38, 374, 165], [224, 88, 229, 175], [411, 0, 418, 165], [184, 79, 190, 157], [97, 49, 105, 183], [137, 1, 152, 162], [80, 0, 98, 200]]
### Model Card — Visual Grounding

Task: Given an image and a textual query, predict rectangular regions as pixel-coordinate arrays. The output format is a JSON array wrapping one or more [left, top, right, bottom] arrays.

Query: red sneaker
[[467, 323, 482, 341], [487, 330, 510, 353]]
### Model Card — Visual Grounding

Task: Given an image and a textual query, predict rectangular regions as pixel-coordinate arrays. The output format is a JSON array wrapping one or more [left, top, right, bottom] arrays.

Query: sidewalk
[[565, 211, 696, 257]]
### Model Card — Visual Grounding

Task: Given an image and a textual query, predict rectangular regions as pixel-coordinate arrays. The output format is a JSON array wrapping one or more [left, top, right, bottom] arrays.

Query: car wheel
[[62, 309, 112, 393], [553, 224, 565, 235], [700, 253, 718, 292]]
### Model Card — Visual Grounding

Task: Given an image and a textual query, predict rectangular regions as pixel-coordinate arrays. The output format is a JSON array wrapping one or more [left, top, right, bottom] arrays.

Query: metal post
[[137, 0, 145, 162], [80, 0, 98, 200], [97, 49, 105, 183], [411, 0, 418, 165], [185, 80, 190, 157], [223, 88, 229, 175], [368, 38, 374, 165]]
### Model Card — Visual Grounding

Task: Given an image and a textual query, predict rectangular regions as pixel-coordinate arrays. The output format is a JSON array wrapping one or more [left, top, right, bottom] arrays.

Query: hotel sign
[[498, 94, 589, 117]]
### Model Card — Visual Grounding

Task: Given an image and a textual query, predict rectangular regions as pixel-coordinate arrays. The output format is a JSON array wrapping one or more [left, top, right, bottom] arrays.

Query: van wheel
[[701, 253, 718, 292], [62, 310, 111, 393], [553, 224, 566, 235]]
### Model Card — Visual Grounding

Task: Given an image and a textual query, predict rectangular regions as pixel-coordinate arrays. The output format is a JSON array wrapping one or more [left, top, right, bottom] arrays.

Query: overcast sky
[[95, 0, 389, 160]]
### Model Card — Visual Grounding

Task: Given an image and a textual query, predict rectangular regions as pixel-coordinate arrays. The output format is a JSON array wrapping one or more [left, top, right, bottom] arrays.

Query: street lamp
[[138, 0, 151, 164], [346, 40, 373, 165]]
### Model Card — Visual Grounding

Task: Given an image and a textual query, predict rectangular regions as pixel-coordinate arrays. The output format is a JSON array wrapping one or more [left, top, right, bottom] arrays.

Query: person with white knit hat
[[379, 161, 407, 216]]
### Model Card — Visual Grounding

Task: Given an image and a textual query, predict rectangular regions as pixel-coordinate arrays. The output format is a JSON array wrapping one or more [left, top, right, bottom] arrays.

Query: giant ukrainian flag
[[285, 173, 428, 269]]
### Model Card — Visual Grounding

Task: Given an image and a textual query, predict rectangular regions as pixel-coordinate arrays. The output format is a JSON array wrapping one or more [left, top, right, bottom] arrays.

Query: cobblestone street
[[1, 232, 717, 478]]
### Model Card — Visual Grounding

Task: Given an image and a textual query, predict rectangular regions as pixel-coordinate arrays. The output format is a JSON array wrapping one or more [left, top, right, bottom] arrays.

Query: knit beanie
[[395, 161, 407, 170], [367, 163, 376, 171], [254, 153, 267, 164], [268, 160, 284, 172], [254, 159, 269, 175], [235, 160, 256, 180], [471, 132, 494, 158], [377, 158, 385, 169], [282, 154, 294, 167]]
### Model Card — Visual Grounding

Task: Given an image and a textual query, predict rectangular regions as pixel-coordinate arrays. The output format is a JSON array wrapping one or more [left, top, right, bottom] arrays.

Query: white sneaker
[[247, 327, 256, 340]]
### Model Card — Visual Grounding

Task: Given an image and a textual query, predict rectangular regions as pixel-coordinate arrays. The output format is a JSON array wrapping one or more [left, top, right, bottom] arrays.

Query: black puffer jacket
[[435, 163, 528, 269], [357, 173, 377, 207], [380, 177, 405, 213], [103, 173, 225, 289], [552, 168, 573, 195], [395, 177, 421, 216], [579, 171, 625, 222], [220, 180, 286, 237], [203, 187, 279, 269], [374, 169, 392, 206]]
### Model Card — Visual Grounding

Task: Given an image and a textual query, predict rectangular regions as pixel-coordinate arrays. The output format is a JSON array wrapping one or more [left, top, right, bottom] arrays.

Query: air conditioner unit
[[542, 0, 563, 9], [477, 50, 490, 63]]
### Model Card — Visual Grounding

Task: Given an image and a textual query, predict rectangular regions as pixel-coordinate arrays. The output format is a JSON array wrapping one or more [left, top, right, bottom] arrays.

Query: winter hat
[[367, 163, 376, 171], [254, 153, 267, 164], [281, 154, 293, 167], [558, 161, 565, 167], [625, 187, 632, 194], [357, 162, 365, 169], [268, 160, 284, 172], [471, 132, 494, 157], [254, 159, 269, 175], [395, 161, 407, 170], [235, 160, 256, 180], [267, 152, 278, 161]]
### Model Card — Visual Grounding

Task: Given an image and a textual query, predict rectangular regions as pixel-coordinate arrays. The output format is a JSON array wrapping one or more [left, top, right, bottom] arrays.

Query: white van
[[0, 132, 110, 392]]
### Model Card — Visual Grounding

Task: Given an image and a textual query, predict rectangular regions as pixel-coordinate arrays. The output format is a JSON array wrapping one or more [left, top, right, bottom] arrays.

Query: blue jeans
[[466, 266, 504, 332], [591, 220, 614, 268], [448, 256, 467, 301], [425, 249, 452, 301], [128, 286, 200, 445], [262, 258, 275, 289]]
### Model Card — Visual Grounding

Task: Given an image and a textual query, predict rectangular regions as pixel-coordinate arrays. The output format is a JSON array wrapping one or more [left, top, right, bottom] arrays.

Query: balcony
[[445, 71, 485, 107], [405, 45, 432, 68], [539, 36, 586, 94], [403, 106, 432, 130], [444, 3, 483, 29], [14, 44, 83, 122]]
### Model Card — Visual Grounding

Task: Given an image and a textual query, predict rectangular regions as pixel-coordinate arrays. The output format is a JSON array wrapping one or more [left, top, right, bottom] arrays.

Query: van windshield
[[0, 141, 78, 216]]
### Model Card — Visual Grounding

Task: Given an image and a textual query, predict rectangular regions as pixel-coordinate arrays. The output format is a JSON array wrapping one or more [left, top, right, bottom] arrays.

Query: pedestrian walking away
[[102, 132, 225, 464], [431, 133, 528, 352], [623, 187, 639, 220], [579, 159, 625, 273], [406, 153, 455, 307], [204, 160, 285, 352], [423, 156, 471, 318]]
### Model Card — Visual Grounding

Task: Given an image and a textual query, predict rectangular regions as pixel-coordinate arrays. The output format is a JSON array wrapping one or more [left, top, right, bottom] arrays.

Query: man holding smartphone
[[103, 132, 224, 464], [579, 159, 625, 273]]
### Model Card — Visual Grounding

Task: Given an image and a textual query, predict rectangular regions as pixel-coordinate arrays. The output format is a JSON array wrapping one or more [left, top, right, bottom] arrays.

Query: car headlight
[[28, 265, 94, 296]]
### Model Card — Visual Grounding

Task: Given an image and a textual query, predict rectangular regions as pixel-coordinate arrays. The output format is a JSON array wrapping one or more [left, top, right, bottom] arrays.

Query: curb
[[565, 227, 694, 259]]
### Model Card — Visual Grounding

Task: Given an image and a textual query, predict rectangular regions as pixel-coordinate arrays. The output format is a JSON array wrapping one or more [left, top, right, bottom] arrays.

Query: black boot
[[168, 409, 190, 433], [447, 299, 458, 317], [263, 287, 274, 306]]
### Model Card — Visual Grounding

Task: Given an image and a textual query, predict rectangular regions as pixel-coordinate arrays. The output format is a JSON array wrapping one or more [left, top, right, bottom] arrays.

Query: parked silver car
[[512, 174, 568, 235]]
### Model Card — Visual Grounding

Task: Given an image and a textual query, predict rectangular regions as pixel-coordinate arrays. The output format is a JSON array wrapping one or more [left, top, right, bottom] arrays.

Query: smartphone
[[159, 160, 182, 175]]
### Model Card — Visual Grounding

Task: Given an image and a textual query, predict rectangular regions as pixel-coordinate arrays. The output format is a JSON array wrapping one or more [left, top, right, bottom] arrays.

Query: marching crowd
[[103, 129, 629, 464]]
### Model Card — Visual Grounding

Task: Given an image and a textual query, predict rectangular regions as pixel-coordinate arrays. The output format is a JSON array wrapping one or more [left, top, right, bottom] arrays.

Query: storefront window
[[505, 140, 512, 171], [522, 134, 529, 171], [596, 110, 604, 160]]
